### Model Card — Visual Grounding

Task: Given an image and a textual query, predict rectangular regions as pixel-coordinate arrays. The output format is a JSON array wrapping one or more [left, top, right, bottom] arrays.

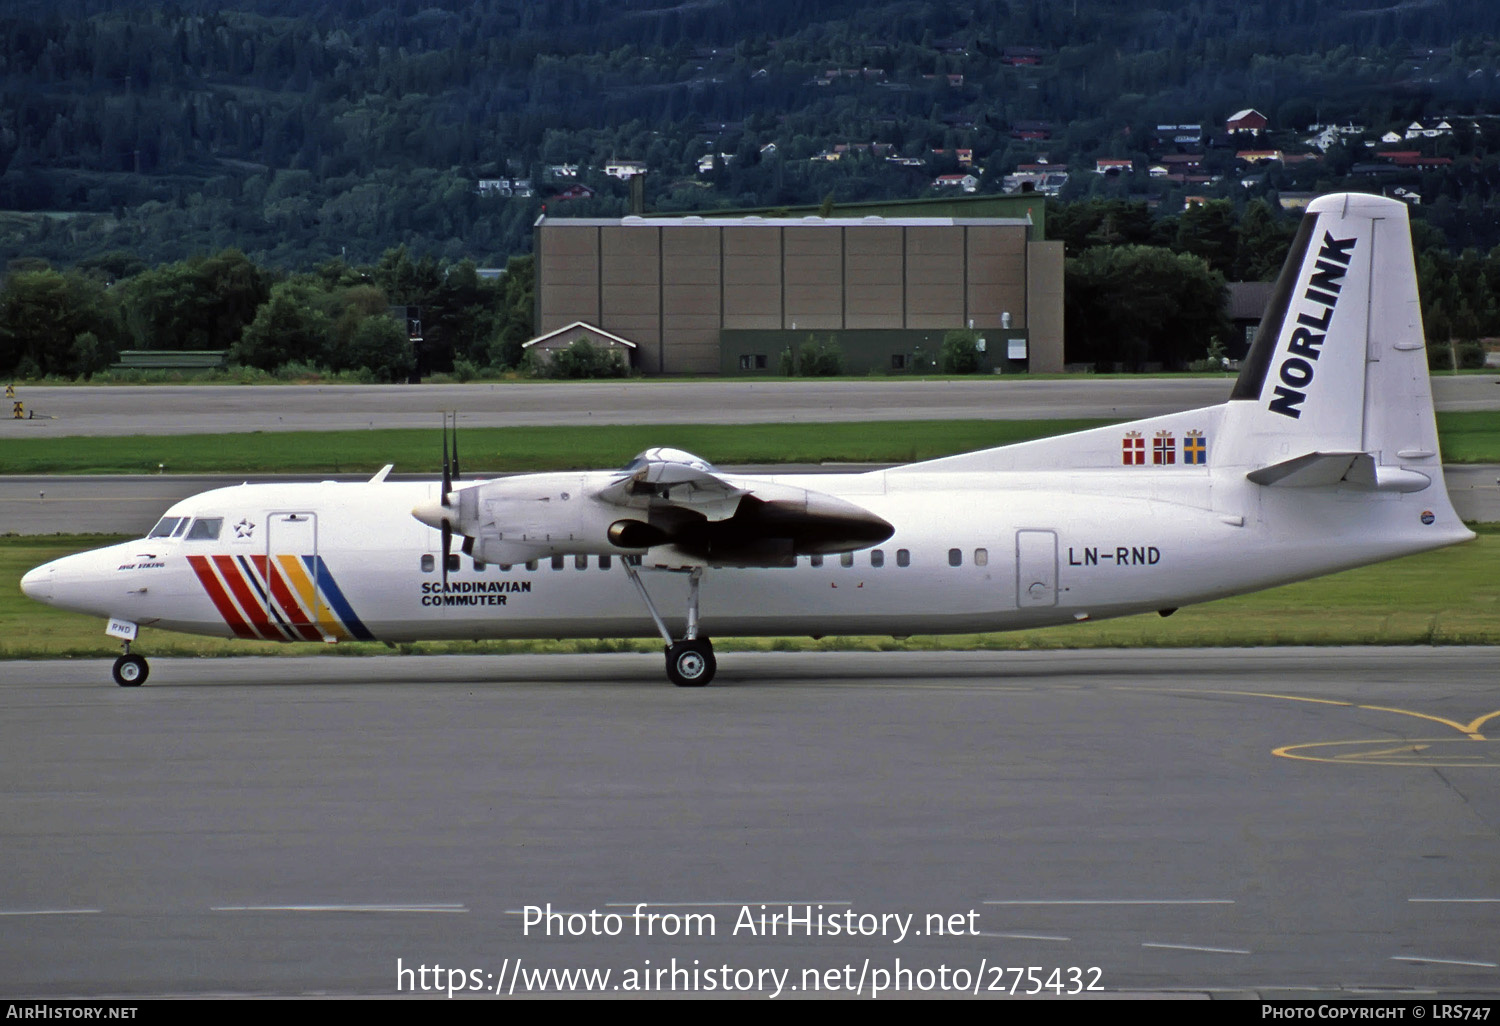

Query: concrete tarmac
[[3, 648, 1500, 998], [4, 375, 1497, 437]]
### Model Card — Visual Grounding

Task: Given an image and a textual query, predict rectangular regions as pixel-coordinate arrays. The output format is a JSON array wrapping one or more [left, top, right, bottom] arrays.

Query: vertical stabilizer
[[1220, 193, 1413, 468], [1219, 193, 1466, 537]]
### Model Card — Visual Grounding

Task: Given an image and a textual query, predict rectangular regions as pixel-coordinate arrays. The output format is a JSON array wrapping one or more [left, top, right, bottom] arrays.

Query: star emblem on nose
[[234, 519, 255, 539]]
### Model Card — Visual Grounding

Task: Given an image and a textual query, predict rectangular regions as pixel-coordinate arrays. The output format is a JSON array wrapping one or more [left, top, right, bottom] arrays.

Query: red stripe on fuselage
[[211, 554, 280, 640], [251, 555, 323, 642], [187, 555, 257, 640]]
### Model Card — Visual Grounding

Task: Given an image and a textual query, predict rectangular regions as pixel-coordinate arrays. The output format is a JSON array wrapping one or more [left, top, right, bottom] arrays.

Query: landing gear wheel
[[112, 654, 148, 687], [665, 638, 716, 688]]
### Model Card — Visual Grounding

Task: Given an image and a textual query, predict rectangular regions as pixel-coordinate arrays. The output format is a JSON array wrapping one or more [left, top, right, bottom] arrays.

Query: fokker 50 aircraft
[[20, 194, 1474, 687]]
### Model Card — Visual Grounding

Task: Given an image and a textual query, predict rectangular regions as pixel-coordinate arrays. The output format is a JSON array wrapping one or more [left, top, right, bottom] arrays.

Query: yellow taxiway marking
[[1131, 688, 1500, 767], [1272, 738, 1499, 767], [1144, 688, 1500, 741]]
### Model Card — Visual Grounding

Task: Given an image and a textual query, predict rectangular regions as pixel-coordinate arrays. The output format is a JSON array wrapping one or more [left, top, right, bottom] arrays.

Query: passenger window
[[974, 548, 988, 566], [526, 560, 539, 571], [575, 554, 588, 570], [446, 554, 460, 572], [185, 517, 223, 540], [870, 549, 884, 568], [949, 548, 962, 567], [840, 552, 854, 568], [551, 555, 565, 570], [810, 554, 823, 568], [598, 554, 612, 570], [421, 554, 435, 573], [897, 549, 910, 567]]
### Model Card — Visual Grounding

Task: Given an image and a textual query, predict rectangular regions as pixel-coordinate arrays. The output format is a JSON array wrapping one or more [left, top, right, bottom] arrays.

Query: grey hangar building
[[529, 195, 1065, 376]]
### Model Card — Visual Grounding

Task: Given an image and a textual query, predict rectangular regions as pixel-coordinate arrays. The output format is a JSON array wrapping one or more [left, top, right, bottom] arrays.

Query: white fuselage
[[22, 465, 1468, 645]]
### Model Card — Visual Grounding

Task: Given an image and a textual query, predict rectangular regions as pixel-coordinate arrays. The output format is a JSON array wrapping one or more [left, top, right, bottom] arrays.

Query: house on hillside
[[933, 173, 979, 192], [1227, 109, 1268, 135]]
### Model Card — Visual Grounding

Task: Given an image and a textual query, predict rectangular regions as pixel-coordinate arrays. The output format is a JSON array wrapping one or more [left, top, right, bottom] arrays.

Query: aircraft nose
[[20, 562, 54, 603]]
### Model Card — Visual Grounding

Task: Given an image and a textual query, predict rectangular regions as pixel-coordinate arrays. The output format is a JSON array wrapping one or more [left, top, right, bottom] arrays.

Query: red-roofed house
[[1227, 109, 1268, 135]]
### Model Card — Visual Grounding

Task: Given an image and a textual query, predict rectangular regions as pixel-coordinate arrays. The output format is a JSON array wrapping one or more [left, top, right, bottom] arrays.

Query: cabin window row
[[420, 549, 991, 573], [422, 553, 633, 573], [809, 548, 987, 568]]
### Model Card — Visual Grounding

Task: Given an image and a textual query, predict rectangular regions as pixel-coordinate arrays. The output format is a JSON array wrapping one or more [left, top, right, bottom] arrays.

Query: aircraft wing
[[416, 447, 894, 568], [595, 447, 747, 521]]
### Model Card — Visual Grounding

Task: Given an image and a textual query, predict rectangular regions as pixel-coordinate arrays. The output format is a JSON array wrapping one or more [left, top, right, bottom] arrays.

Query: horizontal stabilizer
[[1247, 451, 1430, 492]]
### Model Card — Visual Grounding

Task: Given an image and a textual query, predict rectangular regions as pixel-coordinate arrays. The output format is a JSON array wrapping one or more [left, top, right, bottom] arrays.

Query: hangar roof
[[538, 214, 1033, 228]]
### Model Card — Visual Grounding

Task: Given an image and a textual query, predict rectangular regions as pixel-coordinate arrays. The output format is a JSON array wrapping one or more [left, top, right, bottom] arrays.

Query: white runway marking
[[1142, 942, 1251, 955], [1390, 955, 1498, 968], [603, 900, 853, 908], [212, 903, 467, 913], [0, 908, 102, 916], [984, 899, 1234, 906]]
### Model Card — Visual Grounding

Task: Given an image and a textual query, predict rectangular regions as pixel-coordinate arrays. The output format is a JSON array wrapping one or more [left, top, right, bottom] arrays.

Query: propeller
[[449, 411, 476, 555], [440, 412, 460, 589]]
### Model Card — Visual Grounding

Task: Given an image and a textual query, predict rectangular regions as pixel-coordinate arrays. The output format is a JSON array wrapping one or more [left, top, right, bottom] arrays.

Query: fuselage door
[[1015, 529, 1058, 608], [268, 512, 320, 623]]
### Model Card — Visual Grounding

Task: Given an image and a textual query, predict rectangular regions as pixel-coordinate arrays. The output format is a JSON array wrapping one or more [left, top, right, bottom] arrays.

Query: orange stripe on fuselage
[[276, 554, 349, 640], [251, 555, 324, 642]]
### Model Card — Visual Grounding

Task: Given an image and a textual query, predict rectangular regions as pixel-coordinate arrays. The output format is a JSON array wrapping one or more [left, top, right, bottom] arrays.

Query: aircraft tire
[[112, 654, 148, 687], [665, 639, 715, 687]]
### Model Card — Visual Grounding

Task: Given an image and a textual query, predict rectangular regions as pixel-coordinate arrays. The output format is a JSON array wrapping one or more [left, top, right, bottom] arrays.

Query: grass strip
[[2, 412, 1498, 474]]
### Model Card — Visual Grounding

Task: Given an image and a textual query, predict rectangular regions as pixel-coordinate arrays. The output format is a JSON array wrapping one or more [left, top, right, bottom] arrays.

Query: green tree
[[344, 315, 416, 383], [796, 334, 843, 376], [940, 329, 983, 373], [1174, 201, 1239, 276], [1065, 245, 1231, 370], [1233, 199, 1296, 281], [485, 255, 535, 370], [120, 249, 268, 351], [534, 338, 629, 379], [230, 280, 332, 372], [0, 268, 117, 378]]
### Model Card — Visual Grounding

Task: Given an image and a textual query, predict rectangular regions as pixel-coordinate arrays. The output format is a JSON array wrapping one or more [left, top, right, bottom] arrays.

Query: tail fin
[[1220, 192, 1440, 479]]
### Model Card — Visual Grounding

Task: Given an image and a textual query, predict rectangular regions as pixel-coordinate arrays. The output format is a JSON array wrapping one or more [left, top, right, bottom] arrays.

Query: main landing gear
[[622, 562, 716, 687], [112, 643, 149, 687]]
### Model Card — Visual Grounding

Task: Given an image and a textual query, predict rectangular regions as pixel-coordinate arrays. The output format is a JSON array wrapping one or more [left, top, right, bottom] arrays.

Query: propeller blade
[[441, 415, 452, 507], [441, 519, 452, 589], [450, 412, 461, 483]]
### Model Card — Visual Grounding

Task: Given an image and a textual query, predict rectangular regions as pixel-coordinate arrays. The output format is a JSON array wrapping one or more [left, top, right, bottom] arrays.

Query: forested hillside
[[4, 0, 1500, 267], [4, 1, 1500, 381]]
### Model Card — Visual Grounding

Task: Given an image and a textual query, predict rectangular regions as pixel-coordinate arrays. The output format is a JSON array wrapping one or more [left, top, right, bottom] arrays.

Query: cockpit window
[[185, 517, 223, 540], [147, 517, 186, 538]]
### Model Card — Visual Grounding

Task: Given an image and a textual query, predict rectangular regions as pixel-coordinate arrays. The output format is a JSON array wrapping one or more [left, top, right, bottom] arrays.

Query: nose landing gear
[[112, 643, 149, 687], [666, 637, 716, 687]]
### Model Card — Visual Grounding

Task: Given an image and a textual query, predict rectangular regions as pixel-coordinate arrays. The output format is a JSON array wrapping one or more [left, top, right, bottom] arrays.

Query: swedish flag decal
[[1184, 430, 1208, 465]]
